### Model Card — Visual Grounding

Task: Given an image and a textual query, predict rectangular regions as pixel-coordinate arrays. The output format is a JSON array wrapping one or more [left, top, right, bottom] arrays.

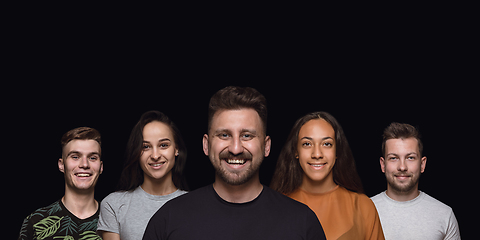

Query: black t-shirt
[[143, 185, 326, 240]]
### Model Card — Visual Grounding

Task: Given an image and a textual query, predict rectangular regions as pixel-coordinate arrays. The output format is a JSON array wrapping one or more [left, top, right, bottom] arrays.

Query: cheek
[[408, 162, 422, 174], [139, 154, 149, 170], [385, 163, 397, 174]]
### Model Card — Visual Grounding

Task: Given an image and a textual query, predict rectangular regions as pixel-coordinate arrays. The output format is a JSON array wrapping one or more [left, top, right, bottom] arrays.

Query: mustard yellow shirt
[[289, 186, 385, 240]]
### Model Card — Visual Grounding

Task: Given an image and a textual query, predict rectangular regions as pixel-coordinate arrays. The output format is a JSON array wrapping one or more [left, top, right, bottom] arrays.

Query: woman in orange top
[[271, 112, 384, 240]]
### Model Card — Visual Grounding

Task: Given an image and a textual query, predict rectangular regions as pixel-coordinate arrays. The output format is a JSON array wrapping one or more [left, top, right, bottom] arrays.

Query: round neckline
[[138, 186, 182, 201], [299, 185, 340, 196], [212, 184, 265, 207], [383, 190, 424, 206]]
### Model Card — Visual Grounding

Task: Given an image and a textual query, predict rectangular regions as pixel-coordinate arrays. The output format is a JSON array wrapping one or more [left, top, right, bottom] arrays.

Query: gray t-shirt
[[371, 191, 460, 240], [97, 186, 187, 240]]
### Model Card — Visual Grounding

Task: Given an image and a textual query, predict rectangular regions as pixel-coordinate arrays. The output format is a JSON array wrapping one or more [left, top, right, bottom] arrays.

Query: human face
[[297, 119, 336, 184], [203, 109, 271, 186], [380, 138, 427, 195], [58, 140, 103, 192], [140, 121, 178, 182]]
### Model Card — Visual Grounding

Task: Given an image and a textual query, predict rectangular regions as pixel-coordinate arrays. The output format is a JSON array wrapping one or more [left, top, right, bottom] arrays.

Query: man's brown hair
[[61, 127, 102, 155], [207, 86, 267, 135], [381, 122, 423, 157]]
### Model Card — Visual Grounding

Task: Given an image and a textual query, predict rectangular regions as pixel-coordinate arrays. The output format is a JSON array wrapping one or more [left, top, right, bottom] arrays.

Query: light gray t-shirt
[[97, 186, 187, 240], [371, 191, 460, 240]]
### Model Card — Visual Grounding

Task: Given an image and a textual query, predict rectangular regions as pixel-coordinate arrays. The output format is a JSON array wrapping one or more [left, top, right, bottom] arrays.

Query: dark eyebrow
[[300, 136, 333, 141], [143, 138, 171, 144], [213, 129, 231, 135]]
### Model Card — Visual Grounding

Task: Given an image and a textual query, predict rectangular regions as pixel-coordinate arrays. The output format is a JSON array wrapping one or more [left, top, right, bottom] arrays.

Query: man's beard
[[211, 149, 263, 186], [386, 171, 420, 194]]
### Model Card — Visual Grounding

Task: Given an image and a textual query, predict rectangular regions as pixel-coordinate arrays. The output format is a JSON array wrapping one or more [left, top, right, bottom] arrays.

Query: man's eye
[[218, 133, 230, 139], [71, 155, 79, 159]]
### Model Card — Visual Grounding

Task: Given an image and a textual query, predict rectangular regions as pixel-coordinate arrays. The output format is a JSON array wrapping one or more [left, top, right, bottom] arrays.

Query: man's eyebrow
[[88, 152, 101, 157], [67, 151, 101, 157], [213, 129, 232, 134], [241, 129, 257, 134], [67, 151, 81, 156]]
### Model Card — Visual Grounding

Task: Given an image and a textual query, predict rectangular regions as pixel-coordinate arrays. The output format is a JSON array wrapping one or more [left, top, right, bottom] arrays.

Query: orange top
[[288, 186, 385, 240]]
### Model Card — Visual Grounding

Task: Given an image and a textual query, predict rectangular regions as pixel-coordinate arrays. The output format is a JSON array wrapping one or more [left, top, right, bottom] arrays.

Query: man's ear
[[420, 156, 427, 173], [264, 136, 271, 157], [58, 158, 65, 173], [380, 157, 386, 173], [202, 134, 209, 156]]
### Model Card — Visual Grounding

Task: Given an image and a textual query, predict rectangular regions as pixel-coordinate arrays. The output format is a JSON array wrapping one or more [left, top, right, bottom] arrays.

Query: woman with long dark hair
[[271, 112, 384, 240], [97, 110, 188, 240]]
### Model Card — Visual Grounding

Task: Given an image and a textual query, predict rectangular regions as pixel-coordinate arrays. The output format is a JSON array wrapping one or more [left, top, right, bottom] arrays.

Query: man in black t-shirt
[[143, 86, 325, 240]]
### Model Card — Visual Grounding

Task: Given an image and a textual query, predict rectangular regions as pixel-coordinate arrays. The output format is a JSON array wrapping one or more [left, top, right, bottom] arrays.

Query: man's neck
[[213, 175, 263, 203], [386, 185, 420, 202], [62, 186, 97, 219]]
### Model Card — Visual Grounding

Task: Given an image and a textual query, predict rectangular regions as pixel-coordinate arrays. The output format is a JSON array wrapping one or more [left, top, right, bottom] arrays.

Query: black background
[[6, 7, 475, 239]]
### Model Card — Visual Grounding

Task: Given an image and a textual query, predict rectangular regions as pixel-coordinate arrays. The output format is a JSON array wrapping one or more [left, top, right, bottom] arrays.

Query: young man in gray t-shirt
[[371, 123, 460, 240]]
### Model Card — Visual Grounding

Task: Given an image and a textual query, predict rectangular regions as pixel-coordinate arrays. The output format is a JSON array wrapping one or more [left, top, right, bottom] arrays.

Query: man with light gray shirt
[[371, 123, 460, 240]]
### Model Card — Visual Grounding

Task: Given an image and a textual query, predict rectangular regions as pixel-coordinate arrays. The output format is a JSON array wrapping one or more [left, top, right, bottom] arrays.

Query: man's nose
[[228, 137, 244, 155], [398, 159, 407, 171], [79, 156, 90, 168]]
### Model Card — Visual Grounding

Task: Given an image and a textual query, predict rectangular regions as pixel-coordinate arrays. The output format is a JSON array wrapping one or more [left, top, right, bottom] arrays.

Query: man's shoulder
[[370, 191, 386, 204], [419, 191, 453, 212], [160, 185, 212, 209], [27, 200, 63, 220], [261, 186, 315, 214]]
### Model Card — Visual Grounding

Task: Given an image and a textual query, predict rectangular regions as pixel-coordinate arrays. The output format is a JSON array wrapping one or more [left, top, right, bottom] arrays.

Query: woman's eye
[[160, 143, 170, 148]]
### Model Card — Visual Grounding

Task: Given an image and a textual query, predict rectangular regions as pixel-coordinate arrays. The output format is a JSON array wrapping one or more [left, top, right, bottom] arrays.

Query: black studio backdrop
[[10, 80, 470, 238]]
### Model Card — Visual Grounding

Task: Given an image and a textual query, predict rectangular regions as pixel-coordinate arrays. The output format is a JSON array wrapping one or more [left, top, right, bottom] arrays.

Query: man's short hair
[[207, 86, 267, 134], [381, 122, 423, 157], [61, 127, 102, 155]]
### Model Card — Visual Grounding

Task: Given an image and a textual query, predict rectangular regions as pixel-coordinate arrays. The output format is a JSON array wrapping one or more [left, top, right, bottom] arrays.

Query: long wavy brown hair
[[270, 111, 363, 195]]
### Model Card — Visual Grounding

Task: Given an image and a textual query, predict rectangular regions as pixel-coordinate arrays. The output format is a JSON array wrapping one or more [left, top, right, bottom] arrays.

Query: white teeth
[[151, 163, 165, 167], [76, 173, 90, 177], [227, 159, 246, 164], [310, 163, 325, 167]]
